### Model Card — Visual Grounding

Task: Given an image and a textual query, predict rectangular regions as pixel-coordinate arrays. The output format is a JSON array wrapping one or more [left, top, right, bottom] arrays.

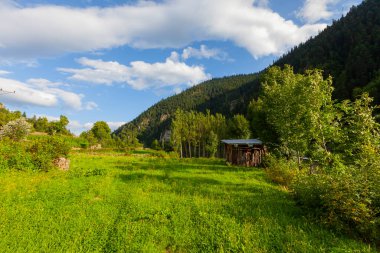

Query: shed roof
[[221, 139, 262, 145]]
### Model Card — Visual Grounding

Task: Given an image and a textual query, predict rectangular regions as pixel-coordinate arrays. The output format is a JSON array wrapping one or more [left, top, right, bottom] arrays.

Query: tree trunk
[[297, 151, 301, 169], [180, 142, 183, 158], [188, 141, 192, 158], [184, 142, 188, 158]]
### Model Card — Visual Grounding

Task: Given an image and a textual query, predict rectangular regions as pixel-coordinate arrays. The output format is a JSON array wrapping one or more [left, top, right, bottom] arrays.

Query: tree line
[[170, 109, 251, 158]]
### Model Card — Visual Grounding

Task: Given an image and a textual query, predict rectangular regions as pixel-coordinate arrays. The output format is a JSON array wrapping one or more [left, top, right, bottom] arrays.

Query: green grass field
[[0, 152, 376, 252]]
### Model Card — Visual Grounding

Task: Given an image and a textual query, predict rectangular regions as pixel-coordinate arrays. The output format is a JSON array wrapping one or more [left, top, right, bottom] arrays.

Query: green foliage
[[0, 136, 70, 172], [171, 109, 227, 158], [0, 117, 31, 141], [47, 115, 70, 135], [80, 142, 89, 149], [116, 124, 141, 148], [29, 116, 49, 132], [91, 121, 111, 141], [292, 168, 380, 240], [255, 66, 380, 242], [0, 104, 22, 127], [1, 137, 71, 172], [205, 130, 218, 157], [27, 136, 71, 171], [263, 155, 298, 187], [27, 134, 87, 149], [151, 139, 161, 150], [28, 115, 71, 135], [0, 140, 34, 171], [248, 99, 279, 144], [252, 65, 335, 162], [81, 121, 116, 148], [227, 114, 251, 139], [334, 94, 380, 166]]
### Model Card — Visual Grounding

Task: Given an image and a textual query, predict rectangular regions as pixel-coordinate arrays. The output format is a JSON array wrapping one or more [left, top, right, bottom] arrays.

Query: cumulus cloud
[[58, 54, 211, 90], [182, 45, 228, 60], [298, 0, 340, 23], [0, 0, 327, 61], [0, 77, 97, 110]]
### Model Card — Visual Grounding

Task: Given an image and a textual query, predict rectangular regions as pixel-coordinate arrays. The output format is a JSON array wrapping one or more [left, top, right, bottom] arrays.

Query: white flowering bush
[[0, 117, 31, 141]]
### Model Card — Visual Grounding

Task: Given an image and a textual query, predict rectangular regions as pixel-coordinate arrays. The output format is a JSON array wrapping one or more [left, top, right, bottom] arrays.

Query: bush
[[292, 168, 380, 242], [27, 136, 71, 171], [80, 143, 88, 149], [0, 140, 34, 171], [263, 155, 298, 186], [0, 118, 31, 141]]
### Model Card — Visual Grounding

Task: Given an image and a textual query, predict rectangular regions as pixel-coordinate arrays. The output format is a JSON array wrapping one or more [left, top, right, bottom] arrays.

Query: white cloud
[[173, 87, 183, 95], [84, 101, 98, 110], [107, 121, 127, 131], [0, 70, 11, 75], [67, 120, 85, 135], [298, 0, 340, 23], [59, 58, 130, 86], [83, 122, 94, 130], [0, 77, 97, 110], [0, 0, 327, 61], [58, 54, 211, 90], [27, 78, 64, 88], [182, 45, 227, 60]]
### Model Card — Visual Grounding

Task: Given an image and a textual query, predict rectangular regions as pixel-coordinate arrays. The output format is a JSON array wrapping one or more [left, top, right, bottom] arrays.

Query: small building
[[221, 139, 266, 167]]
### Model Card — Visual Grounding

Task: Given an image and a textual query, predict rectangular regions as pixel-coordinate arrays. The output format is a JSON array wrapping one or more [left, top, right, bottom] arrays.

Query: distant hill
[[115, 0, 380, 145]]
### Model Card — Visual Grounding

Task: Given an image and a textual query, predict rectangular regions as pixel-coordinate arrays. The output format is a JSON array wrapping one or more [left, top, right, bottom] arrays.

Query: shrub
[[0, 140, 34, 171], [263, 155, 298, 186], [292, 168, 380, 242], [80, 143, 88, 149], [28, 136, 71, 171], [0, 118, 31, 141]]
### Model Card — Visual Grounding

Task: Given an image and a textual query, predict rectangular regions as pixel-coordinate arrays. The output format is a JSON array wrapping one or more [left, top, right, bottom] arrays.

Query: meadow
[[0, 151, 376, 252]]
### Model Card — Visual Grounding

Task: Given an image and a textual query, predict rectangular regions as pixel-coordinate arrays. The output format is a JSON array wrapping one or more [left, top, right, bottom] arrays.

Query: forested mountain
[[275, 0, 380, 102], [115, 0, 380, 145]]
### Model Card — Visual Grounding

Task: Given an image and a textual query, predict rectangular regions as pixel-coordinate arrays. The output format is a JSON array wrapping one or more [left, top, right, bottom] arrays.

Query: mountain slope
[[116, 0, 380, 145], [114, 74, 261, 145]]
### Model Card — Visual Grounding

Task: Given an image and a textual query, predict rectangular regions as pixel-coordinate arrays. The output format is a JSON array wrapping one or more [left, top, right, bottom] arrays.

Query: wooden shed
[[221, 139, 266, 167]]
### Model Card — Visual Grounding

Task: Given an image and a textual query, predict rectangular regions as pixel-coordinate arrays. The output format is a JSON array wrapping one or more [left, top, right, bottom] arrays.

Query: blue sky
[[0, 0, 362, 134]]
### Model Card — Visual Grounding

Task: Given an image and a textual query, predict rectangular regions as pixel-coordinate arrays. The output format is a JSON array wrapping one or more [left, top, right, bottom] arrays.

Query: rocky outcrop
[[54, 157, 70, 171]]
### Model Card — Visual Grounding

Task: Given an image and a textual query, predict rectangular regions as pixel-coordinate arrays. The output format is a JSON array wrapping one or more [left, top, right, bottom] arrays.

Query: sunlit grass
[[0, 152, 376, 252]]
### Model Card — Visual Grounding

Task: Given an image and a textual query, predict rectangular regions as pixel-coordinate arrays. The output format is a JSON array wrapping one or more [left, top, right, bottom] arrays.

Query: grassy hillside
[[0, 151, 375, 252], [116, 0, 380, 145]]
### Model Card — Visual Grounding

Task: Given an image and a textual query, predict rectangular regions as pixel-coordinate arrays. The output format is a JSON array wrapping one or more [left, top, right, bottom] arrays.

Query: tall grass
[[0, 152, 376, 252]]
